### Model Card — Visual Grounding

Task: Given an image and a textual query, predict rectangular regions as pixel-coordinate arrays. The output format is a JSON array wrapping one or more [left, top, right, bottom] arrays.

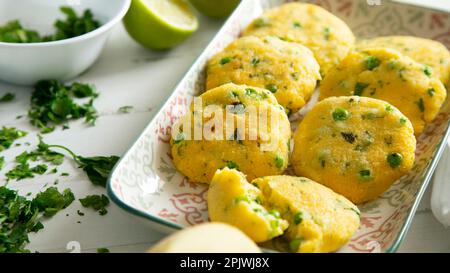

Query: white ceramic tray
[[107, 0, 450, 252]]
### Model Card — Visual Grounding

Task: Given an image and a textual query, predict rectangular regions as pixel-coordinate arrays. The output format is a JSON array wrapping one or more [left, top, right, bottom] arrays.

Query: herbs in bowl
[[0, 0, 131, 85], [0, 7, 101, 43]]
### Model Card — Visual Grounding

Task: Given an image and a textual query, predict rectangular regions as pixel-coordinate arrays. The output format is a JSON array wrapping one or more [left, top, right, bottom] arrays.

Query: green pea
[[387, 153, 402, 168], [332, 108, 349, 121]]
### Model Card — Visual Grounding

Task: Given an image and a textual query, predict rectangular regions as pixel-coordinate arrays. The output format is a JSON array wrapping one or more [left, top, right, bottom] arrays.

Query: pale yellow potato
[[148, 222, 261, 253], [207, 168, 288, 242], [171, 83, 291, 184], [207, 36, 321, 113], [253, 176, 360, 253], [356, 36, 450, 86], [243, 2, 355, 76], [319, 48, 446, 135], [292, 96, 416, 204]]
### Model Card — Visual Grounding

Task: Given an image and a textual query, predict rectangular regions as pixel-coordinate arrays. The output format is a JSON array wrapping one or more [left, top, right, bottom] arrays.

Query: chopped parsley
[[253, 17, 270, 28], [118, 106, 133, 114], [79, 194, 110, 216], [97, 248, 110, 253], [0, 127, 28, 151], [332, 108, 349, 121], [427, 88, 435, 97], [0, 186, 74, 252], [245, 88, 267, 100], [28, 80, 99, 133], [293, 21, 302, 28], [416, 98, 425, 112], [219, 57, 232, 65], [359, 169, 372, 180], [354, 82, 369, 96], [293, 212, 303, 225], [0, 156, 4, 170], [0, 93, 14, 102], [0, 20, 43, 43], [0, 7, 100, 43], [225, 161, 239, 170], [51, 7, 100, 41], [251, 58, 260, 66], [423, 65, 432, 77], [323, 27, 331, 40], [274, 155, 284, 168], [265, 84, 278, 93], [387, 152, 402, 168], [400, 117, 407, 125], [32, 187, 75, 217], [365, 56, 381, 70]]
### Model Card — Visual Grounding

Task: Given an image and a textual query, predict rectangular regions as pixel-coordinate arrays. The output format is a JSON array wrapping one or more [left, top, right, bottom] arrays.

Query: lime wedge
[[123, 0, 199, 50]]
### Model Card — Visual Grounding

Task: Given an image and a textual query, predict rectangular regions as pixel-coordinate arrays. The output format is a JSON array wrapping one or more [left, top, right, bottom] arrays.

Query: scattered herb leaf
[[79, 194, 109, 216]]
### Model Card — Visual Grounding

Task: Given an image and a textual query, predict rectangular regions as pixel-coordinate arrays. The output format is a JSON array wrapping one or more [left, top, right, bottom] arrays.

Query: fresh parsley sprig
[[38, 139, 119, 187]]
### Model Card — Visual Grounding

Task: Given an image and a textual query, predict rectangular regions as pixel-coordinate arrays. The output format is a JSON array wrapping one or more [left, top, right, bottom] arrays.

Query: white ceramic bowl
[[0, 0, 131, 85]]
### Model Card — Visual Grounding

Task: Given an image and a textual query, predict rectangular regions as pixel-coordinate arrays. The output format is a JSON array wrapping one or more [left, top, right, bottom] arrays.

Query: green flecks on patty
[[365, 56, 381, 70], [387, 152, 403, 168], [354, 82, 369, 96], [332, 108, 349, 121]]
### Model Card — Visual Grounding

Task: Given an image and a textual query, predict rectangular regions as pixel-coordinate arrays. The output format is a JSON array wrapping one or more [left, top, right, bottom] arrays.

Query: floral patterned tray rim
[[107, 0, 450, 253]]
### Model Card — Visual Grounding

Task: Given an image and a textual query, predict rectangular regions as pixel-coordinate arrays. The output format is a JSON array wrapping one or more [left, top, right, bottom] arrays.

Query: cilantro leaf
[[0, 186, 73, 252], [118, 106, 133, 114], [37, 139, 119, 187], [0, 127, 28, 152], [28, 80, 99, 133], [0, 93, 15, 102], [79, 194, 110, 215], [32, 187, 75, 217]]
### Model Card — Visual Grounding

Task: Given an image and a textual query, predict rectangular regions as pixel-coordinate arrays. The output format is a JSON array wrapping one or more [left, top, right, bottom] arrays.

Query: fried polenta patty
[[319, 48, 446, 135], [356, 36, 450, 86], [253, 175, 360, 253], [291, 96, 416, 204], [171, 83, 291, 184], [207, 168, 289, 243], [206, 36, 321, 113], [242, 3, 355, 76]]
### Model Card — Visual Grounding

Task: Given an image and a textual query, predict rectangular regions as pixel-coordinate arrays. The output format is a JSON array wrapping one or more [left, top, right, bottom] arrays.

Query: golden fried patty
[[253, 175, 360, 253], [207, 36, 321, 113], [356, 36, 450, 86], [243, 2, 355, 76], [319, 48, 447, 135], [171, 83, 291, 184], [292, 96, 416, 204], [207, 168, 288, 243]]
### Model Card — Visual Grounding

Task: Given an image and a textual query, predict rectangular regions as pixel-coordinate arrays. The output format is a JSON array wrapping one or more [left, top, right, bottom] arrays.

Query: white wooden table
[[1, 1, 450, 253]]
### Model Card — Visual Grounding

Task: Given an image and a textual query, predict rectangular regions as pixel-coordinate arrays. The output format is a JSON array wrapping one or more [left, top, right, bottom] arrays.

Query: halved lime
[[123, 0, 199, 50], [189, 0, 241, 18]]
